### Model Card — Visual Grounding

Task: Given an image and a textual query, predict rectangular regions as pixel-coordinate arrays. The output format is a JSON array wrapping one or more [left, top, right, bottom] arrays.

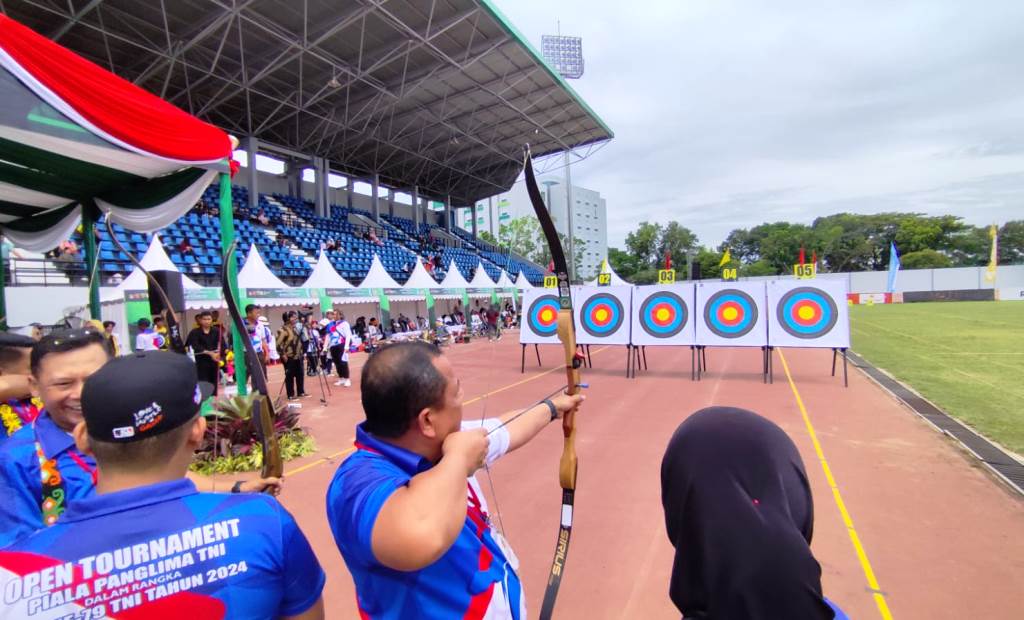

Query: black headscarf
[[660, 407, 834, 620]]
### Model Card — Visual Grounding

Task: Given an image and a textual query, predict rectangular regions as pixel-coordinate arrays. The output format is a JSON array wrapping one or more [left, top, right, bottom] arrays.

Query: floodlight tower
[[541, 31, 585, 280]]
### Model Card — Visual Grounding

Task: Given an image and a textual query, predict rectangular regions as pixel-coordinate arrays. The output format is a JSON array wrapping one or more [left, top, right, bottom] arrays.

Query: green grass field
[[850, 301, 1024, 454]]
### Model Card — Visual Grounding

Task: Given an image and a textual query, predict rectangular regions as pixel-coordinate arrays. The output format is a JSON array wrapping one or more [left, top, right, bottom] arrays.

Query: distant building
[[460, 173, 607, 279]]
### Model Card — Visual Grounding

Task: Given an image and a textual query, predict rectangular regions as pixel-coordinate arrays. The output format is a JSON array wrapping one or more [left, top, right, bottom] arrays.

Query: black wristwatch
[[542, 399, 558, 422], [231, 480, 245, 494]]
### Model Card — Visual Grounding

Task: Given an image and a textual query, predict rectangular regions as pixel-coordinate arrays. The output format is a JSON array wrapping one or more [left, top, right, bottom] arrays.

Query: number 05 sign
[[793, 264, 817, 279]]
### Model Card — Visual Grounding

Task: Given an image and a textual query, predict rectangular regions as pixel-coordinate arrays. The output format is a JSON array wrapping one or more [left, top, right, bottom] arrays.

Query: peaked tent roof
[[515, 270, 534, 289], [403, 257, 441, 289], [496, 270, 516, 287], [0, 15, 231, 250], [468, 262, 497, 288], [301, 251, 353, 289], [586, 258, 630, 286], [439, 259, 471, 288], [358, 254, 402, 289], [237, 244, 289, 289], [101, 234, 199, 301]]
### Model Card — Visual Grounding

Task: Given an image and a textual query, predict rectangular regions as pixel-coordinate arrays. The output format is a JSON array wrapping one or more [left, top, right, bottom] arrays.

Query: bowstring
[[479, 285, 507, 538]]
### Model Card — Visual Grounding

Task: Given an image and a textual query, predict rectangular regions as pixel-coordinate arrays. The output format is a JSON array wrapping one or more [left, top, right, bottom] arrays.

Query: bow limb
[[524, 146, 581, 620], [104, 218, 186, 353], [220, 240, 283, 482]]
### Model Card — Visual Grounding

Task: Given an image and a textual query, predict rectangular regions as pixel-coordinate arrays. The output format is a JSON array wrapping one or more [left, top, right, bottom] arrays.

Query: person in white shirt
[[323, 311, 353, 387], [134, 318, 162, 352]]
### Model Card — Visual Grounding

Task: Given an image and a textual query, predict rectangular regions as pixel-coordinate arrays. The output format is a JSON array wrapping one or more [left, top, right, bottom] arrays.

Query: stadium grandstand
[[1, 0, 613, 292]]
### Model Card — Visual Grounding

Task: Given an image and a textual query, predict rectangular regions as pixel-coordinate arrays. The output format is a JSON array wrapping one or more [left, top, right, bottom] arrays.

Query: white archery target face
[[767, 278, 850, 348], [630, 284, 696, 346], [574, 286, 632, 345], [695, 281, 768, 347], [521, 288, 563, 344]]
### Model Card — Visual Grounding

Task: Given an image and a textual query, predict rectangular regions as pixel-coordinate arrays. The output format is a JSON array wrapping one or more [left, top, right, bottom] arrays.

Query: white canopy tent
[[358, 254, 402, 290], [402, 257, 442, 290], [237, 244, 315, 308], [100, 234, 201, 302], [301, 251, 353, 290], [496, 271, 516, 288], [515, 270, 534, 289], [468, 261, 497, 289], [438, 259, 471, 290], [586, 258, 631, 286]]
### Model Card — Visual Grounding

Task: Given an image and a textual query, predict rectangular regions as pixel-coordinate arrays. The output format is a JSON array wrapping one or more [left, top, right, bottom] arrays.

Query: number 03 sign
[[793, 264, 817, 279]]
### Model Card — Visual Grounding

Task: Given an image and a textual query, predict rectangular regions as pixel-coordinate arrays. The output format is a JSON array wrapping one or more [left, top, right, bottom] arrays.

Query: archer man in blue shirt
[[326, 341, 584, 619], [0, 351, 325, 620]]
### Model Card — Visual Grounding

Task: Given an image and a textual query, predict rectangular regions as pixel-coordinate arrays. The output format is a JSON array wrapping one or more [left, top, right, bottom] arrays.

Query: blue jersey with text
[[0, 479, 325, 619], [325, 423, 522, 619], [0, 412, 97, 548]]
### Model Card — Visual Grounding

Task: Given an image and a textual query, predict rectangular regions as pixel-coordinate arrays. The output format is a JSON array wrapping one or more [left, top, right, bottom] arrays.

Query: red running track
[[238, 332, 1024, 619]]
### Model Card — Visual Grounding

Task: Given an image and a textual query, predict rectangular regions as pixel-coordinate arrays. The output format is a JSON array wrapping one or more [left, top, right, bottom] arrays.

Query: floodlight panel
[[541, 34, 585, 79]]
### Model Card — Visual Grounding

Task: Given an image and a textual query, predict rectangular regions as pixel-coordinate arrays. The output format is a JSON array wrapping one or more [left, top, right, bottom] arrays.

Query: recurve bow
[[105, 218, 185, 353], [220, 240, 283, 482], [523, 146, 582, 620]]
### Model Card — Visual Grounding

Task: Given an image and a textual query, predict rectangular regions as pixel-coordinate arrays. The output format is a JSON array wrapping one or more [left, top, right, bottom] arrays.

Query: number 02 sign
[[793, 264, 817, 279]]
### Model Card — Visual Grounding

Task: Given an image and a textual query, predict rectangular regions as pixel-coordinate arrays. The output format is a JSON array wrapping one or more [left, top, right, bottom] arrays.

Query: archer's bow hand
[[549, 393, 586, 421]]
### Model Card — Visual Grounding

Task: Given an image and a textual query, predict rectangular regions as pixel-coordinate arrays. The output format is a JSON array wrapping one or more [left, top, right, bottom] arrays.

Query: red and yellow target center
[[791, 300, 821, 325], [538, 308, 556, 323], [655, 307, 671, 322], [722, 306, 739, 321], [594, 307, 610, 323]]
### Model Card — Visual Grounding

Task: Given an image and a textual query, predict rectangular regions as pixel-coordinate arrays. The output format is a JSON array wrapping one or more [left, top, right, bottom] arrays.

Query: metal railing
[[6, 257, 91, 287]]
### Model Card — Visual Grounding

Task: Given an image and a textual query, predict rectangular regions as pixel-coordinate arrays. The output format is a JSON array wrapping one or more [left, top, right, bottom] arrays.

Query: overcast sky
[[498, 0, 1024, 248]]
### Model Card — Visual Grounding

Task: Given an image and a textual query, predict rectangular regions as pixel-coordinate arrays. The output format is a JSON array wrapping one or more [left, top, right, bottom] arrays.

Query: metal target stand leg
[[831, 347, 848, 387], [535, 344, 542, 368], [521, 344, 526, 374], [641, 346, 648, 370]]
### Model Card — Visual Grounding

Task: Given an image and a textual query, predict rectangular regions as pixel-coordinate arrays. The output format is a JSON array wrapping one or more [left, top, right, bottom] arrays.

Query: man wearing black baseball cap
[[0, 351, 326, 620], [0, 329, 282, 547]]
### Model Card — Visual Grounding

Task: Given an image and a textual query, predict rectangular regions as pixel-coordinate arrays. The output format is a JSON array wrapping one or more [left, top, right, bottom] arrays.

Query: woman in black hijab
[[660, 407, 846, 619]]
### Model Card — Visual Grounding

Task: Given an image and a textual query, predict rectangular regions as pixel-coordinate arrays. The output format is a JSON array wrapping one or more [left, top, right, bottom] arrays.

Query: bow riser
[[220, 240, 283, 482]]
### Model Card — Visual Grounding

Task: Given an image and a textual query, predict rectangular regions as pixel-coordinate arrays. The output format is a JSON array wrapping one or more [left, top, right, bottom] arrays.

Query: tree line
[[608, 213, 1023, 285]]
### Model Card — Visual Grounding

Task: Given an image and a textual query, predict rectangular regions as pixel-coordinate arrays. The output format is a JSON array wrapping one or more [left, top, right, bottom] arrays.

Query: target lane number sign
[[598, 273, 611, 286], [658, 269, 676, 284], [793, 263, 817, 279], [544, 276, 558, 288]]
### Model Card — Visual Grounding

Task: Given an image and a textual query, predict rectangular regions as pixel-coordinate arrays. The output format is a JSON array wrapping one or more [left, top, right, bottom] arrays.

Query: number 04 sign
[[793, 264, 817, 279]]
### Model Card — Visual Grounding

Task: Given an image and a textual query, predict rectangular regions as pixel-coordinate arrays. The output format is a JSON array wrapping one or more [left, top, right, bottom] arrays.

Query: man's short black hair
[[89, 419, 196, 470], [153, 317, 165, 325], [0, 332, 36, 370], [245, 304, 258, 314], [196, 311, 212, 319], [102, 321, 115, 329], [361, 341, 445, 438], [31, 328, 108, 376], [137, 318, 151, 328]]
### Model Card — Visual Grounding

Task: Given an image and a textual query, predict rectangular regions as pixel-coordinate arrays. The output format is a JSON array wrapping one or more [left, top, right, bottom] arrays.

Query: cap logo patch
[[133, 402, 164, 432], [112, 426, 135, 439]]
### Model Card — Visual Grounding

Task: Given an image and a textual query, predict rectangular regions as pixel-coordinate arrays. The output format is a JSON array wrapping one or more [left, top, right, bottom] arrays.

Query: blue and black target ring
[[527, 294, 561, 337], [639, 291, 688, 338], [579, 293, 624, 338], [703, 289, 758, 338], [776, 287, 837, 339]]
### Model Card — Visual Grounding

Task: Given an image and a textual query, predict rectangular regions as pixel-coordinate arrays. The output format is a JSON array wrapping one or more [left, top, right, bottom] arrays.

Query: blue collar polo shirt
[[326, 423, 524, 619], [0, 411, 98, 548], [0, 478, 325, 620]]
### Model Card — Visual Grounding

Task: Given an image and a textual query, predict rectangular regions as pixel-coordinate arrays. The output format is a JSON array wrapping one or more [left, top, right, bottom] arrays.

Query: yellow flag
[[984, 224, 998, 283], [718, 248, 732, 267]]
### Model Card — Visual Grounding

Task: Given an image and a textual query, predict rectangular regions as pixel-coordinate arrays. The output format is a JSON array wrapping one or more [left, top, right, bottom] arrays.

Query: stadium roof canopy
[[4, 0, 613, 205]]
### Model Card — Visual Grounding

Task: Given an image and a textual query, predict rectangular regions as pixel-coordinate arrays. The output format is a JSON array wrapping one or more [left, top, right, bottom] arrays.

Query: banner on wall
[[767, 280, 850, 348], [695, 281, 768, 347], [520, 287, 562, 344], [630, 284, 696, 346], [574, 286, 632, 346]]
